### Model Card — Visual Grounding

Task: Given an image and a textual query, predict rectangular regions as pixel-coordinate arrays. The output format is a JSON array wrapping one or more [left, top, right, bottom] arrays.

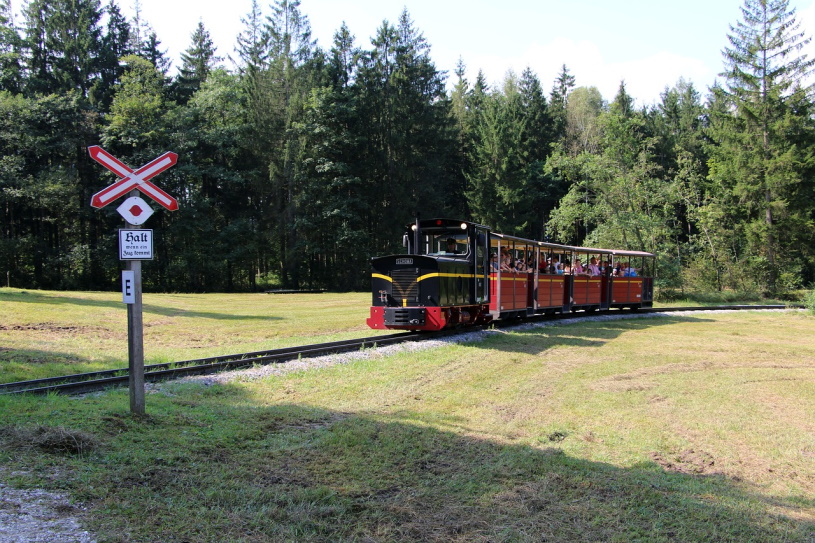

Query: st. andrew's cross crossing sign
[[89, 146, 179, 211], [88, 144, 180, 415]]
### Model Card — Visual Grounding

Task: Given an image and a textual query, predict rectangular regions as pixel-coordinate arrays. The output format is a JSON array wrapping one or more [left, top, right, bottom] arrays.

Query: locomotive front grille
[[390, 268, 419, 303]]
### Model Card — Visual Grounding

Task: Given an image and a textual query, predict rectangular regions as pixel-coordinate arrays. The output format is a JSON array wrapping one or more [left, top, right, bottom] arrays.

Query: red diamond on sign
[[117, 196, 154, 225]]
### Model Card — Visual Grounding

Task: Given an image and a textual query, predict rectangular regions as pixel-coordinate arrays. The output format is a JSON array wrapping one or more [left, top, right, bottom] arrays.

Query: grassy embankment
[[1, 289, 814, 541]]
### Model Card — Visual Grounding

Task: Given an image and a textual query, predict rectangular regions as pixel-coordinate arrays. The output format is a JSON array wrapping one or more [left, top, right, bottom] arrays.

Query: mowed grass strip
[[1, 309, 814, 541], [0, 288, 381, 383]]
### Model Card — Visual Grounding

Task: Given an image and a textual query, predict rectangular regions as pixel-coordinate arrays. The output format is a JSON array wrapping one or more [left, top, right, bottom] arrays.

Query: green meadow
[[1, 289, 814, 541], [0, 288, 384, 383]]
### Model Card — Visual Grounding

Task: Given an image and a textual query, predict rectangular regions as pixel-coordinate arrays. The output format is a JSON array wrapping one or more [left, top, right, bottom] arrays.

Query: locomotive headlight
[[411, 224, 417, 231], [460, 223, 467, 230]]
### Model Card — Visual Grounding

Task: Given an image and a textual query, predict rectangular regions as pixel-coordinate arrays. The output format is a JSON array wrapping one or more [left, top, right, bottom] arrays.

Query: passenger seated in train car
[[515, 256, 527, 272], [490, 253, 500, 271], [623, 263, 638, 277], [612, 262, 622, 276], [500, 250, 512, 271], [543, 256, 553, 274], [561, 259, 571, 274], [588, 257, 601, 276], [573, 258, 585, 275], [601, 260, 609, 275], [553, 257, 563, 274]]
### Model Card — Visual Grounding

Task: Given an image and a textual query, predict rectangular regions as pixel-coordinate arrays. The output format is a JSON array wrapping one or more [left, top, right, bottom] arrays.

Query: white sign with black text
[[119, 229, 154, 260], [122, 270, 135, 304]]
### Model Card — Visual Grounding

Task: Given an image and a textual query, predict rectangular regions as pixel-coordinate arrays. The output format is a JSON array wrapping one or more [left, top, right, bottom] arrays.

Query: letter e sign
[[122, 270, 135, 304]]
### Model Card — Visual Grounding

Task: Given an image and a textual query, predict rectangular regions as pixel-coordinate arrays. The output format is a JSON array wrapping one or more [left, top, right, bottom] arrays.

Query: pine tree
[[91, 0, 133, 109], [140, 31, 171, 75], [127, 0, 147, 53], [550, 64, 575, 143], [294, 23, 368, 288], [235, 0, 269, 71], [175, 20, 220, 102], [0, 0, 22, 93], [260, 0, 316, 287], [518, 67, 556, 238], [327, 22, 356, 88], [465, 75, 526, 234], [22, 0, 106, 98], [356, 9, 453, 244], [711, 0, 815, 291]]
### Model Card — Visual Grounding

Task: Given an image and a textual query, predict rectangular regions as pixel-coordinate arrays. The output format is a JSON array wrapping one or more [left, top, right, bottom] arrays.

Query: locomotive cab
[[367, 219, 492, 331]]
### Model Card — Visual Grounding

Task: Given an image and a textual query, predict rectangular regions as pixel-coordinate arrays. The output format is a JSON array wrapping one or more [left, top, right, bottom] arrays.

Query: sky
[[51, 0, 815, 106]]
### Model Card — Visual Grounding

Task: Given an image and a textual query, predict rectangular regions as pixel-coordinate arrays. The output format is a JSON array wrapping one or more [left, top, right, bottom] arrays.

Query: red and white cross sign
[[89, 145, 179, 211]]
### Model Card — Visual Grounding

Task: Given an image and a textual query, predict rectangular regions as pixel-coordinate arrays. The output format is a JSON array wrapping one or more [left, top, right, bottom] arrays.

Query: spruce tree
[[550, 64, 575, 143], [712, 0, 815, 291], [22, 0, 106, 98], [0, 0, 22, 93], [92, 0, 132, 109], [140, 31, 171, 75], [175, 20, 219, 103]]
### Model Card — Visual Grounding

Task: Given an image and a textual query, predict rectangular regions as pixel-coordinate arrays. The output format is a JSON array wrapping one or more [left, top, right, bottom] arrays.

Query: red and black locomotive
[[367, 218, 655, 332]]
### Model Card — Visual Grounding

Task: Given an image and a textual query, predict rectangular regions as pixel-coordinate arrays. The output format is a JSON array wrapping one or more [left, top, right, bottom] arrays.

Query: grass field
[[0, 288, 383, 383], [1, 289, 814, 541]]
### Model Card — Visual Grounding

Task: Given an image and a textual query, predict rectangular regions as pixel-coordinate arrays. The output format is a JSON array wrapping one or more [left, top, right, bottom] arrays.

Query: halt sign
[[119, 229, 154, 260]]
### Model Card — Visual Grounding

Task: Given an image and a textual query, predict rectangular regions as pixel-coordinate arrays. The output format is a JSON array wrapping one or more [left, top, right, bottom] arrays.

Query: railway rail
[[0, 305, 796, 396]]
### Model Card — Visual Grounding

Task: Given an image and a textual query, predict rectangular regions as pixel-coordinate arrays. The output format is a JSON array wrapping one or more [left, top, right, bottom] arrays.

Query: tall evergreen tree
[[550, 64, 575, 143], [46, 0, 104, 97], [91, 0, 132, 109], [263, 0, 317, 287], [465, 82, 524, 233], [711, 0, 815, 291], [175, 20, 219, 103], [450, 57, 468, 131], [0, 0, 22, 93], [518, 67, 558, 238], [235, 0, 269, 72], [22, 0, 106, 98], [127, 0, 171, 74], [294, 23, 369, 289], [356, 9, 453, 247], [140, 30, 171, 75], [126, 0, 148, 53]]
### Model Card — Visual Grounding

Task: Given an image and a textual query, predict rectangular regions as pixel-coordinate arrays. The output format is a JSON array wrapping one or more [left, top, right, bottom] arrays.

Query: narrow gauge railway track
[[0, 332, 421, 396], [0, 305, 795, 397]]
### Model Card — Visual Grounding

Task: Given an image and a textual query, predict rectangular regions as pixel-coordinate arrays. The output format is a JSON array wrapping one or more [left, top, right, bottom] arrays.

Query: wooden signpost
[[88, 146, 178, 414]]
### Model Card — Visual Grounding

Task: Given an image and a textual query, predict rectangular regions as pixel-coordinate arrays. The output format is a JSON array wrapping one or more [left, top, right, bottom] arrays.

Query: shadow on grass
[[473, 315, 715, 356], [5, 391, 810, 542], [0, 289, 280, 321]]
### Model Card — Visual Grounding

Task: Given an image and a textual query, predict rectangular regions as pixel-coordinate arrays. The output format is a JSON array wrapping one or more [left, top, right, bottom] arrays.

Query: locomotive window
[[425, 233, 468, 256]]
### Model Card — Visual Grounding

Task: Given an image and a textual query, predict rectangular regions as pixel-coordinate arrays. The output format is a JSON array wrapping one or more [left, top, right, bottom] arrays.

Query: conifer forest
[[2, 0, 814, 294]]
